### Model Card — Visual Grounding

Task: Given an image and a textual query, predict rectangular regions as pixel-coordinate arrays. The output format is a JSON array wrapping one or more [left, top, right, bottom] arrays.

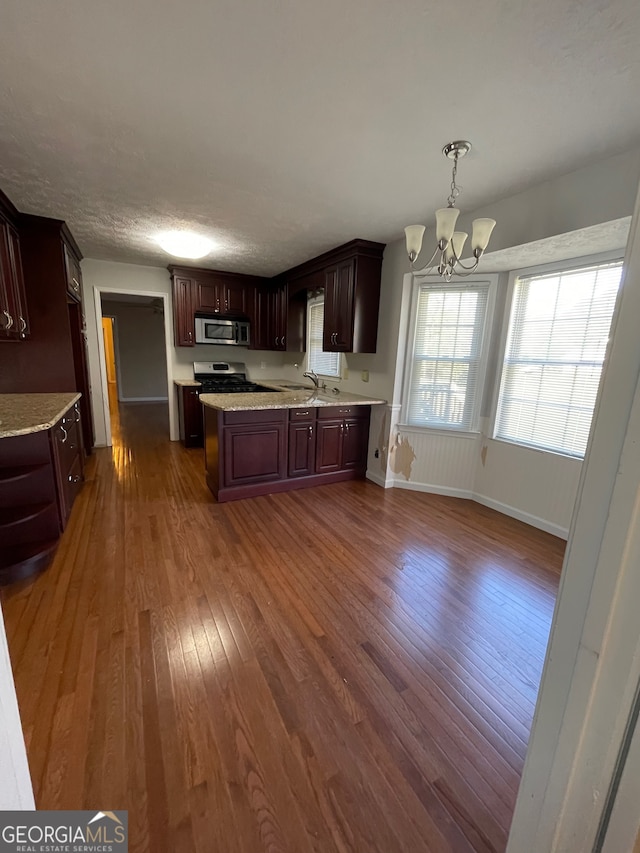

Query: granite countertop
[[0, 392, 82, 439], [174, 379, 202, 387], [200, 381, 386, 412]]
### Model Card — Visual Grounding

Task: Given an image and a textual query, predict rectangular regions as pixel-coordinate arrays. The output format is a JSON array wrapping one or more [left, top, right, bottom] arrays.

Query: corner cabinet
[[0, 401, 84, 586], [288, 239, 385, 354], [205, 404, 371, 502]]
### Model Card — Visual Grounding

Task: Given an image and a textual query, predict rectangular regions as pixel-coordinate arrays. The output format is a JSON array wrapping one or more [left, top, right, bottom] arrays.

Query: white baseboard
[[472, 493, 569, 539], [366, 470, 393, 488], [118, 396, 169, 402], [392, 479, 473, 500]]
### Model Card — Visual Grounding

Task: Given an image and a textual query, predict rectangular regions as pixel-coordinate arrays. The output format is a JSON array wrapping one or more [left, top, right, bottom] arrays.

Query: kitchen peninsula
[[201, 382, 385, 502]]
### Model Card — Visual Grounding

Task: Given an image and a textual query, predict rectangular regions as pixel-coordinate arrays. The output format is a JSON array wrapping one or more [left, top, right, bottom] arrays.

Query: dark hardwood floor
[[1, 402, 565, 853]]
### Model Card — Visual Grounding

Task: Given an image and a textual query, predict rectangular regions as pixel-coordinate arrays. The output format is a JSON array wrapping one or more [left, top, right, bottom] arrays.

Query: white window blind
[[495, 260, 622, 458], [307, 300, 340, 377], [405, 282, 490, 430]]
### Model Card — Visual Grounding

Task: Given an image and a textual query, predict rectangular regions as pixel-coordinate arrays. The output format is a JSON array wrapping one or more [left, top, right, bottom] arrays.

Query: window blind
[[495, 260, 622, 457], [406, 282, 490, 430], [307, 300, 340, 377]]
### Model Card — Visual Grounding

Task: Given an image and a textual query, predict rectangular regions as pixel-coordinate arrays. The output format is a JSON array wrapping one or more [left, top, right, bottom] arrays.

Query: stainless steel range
[[193, 361, 280, 394]]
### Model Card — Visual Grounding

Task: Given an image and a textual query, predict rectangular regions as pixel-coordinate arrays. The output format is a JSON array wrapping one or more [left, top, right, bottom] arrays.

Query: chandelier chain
[[447, 153, 461, 207]]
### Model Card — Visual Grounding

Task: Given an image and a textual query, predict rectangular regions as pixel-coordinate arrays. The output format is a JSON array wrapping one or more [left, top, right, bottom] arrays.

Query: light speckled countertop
[[0, 393, 81, 439], [200, 381, 386, 412], [174, 379, 202, 387]]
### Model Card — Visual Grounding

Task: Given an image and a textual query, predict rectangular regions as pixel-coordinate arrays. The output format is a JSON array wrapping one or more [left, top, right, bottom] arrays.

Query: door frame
[[93, 288, 175, 447], [101, 314, 123, 400]]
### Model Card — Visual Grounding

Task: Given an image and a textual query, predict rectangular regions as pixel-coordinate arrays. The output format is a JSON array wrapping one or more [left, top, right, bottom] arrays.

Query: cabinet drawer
[[289, 407, 316, 421], [317, 405, 367, 420], [224, 409, 287, 426]]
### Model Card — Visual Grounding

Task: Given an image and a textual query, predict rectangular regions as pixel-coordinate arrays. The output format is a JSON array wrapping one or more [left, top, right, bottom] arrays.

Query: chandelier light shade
[[405, 141, 496, 280]]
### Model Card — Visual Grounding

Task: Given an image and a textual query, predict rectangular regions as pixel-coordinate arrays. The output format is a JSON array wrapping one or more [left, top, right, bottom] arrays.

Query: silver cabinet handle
[[72, 277, 81, 292], [2, 309, 13, 330], [345, 422, 350, 432], [59, 425, 68, 443], [274, 337, 278, 346], [68, 474, 81, 483], [19, 316, 27, 333], [308, 425, 313, 437], [280, 336, 285, 347]]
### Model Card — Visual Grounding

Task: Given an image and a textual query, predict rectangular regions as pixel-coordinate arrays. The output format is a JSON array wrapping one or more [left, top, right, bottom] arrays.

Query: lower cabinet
[[0, 401, 84, 585], [177, 385, 204, 447], [205, 404, 371, 502]]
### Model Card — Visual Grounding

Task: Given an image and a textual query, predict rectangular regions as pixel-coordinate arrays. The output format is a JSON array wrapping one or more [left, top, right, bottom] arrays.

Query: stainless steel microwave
[[194, 316, 250, 347]]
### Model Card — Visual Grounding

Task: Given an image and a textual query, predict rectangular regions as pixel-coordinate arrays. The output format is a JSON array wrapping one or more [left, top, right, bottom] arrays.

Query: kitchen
[[1, 0, 640, 850]]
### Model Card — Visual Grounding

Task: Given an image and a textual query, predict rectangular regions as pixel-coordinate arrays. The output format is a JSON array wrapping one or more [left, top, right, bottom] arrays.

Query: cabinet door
[[181, 387, 203, 447], [7, 225, 29, 338], [324, 260, 355, 351], [0, 219, 18, 339], [173, 277, 195, 346], [223, 421, 286, 486], [342, 417, 369, 471], [288, 421, 316, 477], [249, 286, 271, 350], [196, 281, 220, 313], [63, 243, 83, 302], [223, 281, 247, 316], [315, 420, 343, 473]]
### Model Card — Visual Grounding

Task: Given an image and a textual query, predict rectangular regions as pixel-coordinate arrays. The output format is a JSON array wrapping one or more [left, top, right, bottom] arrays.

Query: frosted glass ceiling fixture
[[155, 231, 215, 259], [405, 141, 496, 281]]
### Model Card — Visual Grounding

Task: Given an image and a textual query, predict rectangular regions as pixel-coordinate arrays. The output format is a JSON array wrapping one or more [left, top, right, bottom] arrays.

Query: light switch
[[361, 370, 369, 382]]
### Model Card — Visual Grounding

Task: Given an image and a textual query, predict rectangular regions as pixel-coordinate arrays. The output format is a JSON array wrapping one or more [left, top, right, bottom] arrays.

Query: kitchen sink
[[279, 383, 315, 391]]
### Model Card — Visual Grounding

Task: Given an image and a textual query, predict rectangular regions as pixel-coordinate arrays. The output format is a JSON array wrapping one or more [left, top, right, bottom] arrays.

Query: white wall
[[0, 606, 35, 809], [102, 300, 168, 400], [378, 146, 640, 536]]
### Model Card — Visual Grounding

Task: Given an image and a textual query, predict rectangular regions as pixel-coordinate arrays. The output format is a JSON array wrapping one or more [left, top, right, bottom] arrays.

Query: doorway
[[99, 293, 170, 445]]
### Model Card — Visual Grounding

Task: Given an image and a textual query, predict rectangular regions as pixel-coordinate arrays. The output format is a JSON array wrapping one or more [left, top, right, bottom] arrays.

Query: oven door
[[195, 317, 236, 345]]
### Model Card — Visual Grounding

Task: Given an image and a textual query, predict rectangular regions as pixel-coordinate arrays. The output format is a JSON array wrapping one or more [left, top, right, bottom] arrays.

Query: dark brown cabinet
[[0, 212, 29, 341], [288, 408, 316, 477], [205, 403, 372, 502], [51, 402, 85, 528], [170, 267, 260, 347], [196, 277, 248, 316], [0, 400, 84, 586], [316, 406, 370, 473], [177, 385, 203, 447], [221, 410, 287, 487], [323, 260, 355, 351]]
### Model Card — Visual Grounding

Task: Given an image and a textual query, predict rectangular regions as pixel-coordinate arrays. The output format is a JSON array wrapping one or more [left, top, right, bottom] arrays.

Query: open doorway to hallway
[[99, 293, 169, 444]]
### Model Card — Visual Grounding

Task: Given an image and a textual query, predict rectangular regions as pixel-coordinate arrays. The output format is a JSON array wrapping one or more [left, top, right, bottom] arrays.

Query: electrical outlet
[[343, 367, 349, 379], [361, 370, 369, 382]]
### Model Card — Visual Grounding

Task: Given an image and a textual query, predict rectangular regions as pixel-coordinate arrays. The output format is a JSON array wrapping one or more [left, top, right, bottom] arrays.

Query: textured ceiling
[[0, 0, 639, 275]]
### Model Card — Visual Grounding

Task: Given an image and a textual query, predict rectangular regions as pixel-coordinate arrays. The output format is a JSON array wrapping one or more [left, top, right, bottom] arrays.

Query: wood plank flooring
[[1, 402, 565, 853]]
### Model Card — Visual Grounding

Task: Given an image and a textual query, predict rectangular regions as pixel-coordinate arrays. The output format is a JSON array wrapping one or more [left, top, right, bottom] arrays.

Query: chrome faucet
[[303, 370, 319, 388]]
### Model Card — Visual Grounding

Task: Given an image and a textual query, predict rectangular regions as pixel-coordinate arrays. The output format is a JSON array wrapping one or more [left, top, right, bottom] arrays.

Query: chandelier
[[404, 141, 496, 280]]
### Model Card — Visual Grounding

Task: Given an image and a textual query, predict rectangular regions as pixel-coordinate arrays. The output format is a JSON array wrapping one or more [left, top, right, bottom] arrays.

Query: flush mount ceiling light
[[155, 231, 215, 259], [404, 141, 496, 281]]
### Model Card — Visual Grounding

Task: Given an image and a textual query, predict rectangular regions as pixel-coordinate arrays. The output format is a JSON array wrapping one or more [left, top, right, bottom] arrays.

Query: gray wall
[[102, 300, 168, 400]]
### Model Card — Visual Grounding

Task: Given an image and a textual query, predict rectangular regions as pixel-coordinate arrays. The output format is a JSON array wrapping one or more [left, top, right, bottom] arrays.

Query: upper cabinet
[[169, 239, 385, 353], [0, 197, 29, 341], [288, 239, 385, 354], [169, 266, 261, 348]]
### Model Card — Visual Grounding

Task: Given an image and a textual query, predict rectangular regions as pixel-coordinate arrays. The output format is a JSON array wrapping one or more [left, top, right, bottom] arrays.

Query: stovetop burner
[[193, 361, 279, 394]]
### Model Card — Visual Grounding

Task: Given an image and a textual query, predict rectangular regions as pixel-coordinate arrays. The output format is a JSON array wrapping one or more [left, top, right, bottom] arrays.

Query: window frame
[[306, 295, 342, 380], [490, 250, 624, 459], [400, 274, 497, 435]]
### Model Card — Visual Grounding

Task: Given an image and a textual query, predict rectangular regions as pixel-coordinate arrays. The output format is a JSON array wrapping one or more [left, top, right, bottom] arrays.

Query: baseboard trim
[[392, 479, 473, 500], [472, 493, 569, 539], [119, 396, 169, 403], [366, 470, 392, 489]]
